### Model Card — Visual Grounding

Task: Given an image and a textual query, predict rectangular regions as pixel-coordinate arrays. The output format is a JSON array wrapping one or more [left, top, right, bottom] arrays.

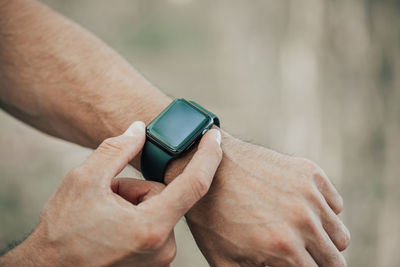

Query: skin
[[0, 0, 350, 266], [0, 122, 223, 267]]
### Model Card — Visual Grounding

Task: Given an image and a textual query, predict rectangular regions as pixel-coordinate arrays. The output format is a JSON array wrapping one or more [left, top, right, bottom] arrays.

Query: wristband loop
[[141, 141, 174, 183]]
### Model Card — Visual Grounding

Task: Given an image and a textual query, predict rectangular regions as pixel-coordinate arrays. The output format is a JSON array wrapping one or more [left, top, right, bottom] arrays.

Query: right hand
[[0, 122, 222, 267]]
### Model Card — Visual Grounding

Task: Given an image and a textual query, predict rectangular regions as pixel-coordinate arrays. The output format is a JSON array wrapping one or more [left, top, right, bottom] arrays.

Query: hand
[[185, 135, 350, 267], [0, 122, 222, 267]]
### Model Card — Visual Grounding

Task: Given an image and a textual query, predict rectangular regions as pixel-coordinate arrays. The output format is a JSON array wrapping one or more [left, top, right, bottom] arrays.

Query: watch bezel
[[146, 99, 214, 156]]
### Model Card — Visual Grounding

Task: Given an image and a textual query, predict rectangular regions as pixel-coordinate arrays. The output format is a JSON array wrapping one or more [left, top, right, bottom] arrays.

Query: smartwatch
[[140, 98, 220, 183]]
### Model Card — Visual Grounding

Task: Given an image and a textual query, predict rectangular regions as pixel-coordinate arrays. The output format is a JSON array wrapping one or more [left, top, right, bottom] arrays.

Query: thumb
[[80, 121, 146, 186], [143, 129, 222, 230]]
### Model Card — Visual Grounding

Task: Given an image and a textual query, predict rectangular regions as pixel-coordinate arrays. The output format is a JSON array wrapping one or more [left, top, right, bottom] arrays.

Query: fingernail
[[123, 121, 145, 136], [214, 130, 221, 145]]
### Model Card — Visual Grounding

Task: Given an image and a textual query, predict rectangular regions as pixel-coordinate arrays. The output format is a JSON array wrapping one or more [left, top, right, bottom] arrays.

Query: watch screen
[[149, 100, 209, 149]]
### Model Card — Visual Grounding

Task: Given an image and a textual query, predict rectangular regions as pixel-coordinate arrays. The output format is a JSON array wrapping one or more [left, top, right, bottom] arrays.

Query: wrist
[[82, 91, 171, 149], [164, 128, 236, 184], [0, 227, 59, 267]]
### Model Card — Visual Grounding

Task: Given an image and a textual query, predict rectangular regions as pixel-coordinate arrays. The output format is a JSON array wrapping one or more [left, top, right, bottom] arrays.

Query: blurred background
[[1, 0, 399, 266]]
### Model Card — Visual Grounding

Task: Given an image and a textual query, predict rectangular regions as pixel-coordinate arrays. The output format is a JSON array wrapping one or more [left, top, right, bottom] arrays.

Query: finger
[[205, 256, 239, 267], [263, 240, 318, 267], [300, 251, 319, 267], [317, 193, 350, 251], [275, 247, 318, 267], [313, 170, 343, 214], [306, 220, 347, 267], [111, 177, 165, 205], [323, 210, 351, 252], [144, 129, 222, 229], [263, 251, 317, 267], [276, 250, 318, 267], [154, 231, 177, 266], [80, 121, 146, 186]]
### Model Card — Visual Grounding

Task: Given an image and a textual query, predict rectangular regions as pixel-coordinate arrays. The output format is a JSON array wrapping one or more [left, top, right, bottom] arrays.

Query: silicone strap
[[141, 100, 219, 183], [140, 141, 174, 183]]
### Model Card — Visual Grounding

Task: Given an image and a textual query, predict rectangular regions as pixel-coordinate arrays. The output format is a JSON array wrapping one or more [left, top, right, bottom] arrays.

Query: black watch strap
[[140, 141, 174, 183], [141, 100, 219, 183]]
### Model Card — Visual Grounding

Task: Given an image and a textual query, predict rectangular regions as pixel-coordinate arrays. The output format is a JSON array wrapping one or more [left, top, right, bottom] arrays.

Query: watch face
[[146, 99, 212, 154]]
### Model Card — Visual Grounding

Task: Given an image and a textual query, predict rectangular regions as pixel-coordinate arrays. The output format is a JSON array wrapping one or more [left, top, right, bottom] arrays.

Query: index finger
[[143, 129, 222, 229]]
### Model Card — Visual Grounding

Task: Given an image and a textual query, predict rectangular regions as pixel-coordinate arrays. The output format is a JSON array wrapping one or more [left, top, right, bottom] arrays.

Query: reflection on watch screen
[[152, 100, 208, 148]]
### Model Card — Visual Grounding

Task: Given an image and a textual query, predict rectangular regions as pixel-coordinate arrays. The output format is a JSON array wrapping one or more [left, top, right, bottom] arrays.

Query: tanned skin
[[0, 122, 223, 266], [0, 0, 350, 266]]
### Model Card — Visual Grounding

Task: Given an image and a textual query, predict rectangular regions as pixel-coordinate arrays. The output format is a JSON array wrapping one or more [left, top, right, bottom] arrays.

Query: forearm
[[0, 3, 350, 266], [0, 0, 234, 178], [0, 230, 56, 267], [0, 0, 170, 149]]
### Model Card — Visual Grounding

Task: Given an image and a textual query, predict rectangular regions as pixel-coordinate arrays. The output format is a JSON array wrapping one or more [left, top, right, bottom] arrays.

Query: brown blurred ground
[[1, 0, 399, 266]]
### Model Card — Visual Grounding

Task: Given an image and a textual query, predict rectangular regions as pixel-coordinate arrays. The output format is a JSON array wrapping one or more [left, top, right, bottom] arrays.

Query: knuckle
[[275, 238, 295, 256], [311, 170, 326, 187], [297, 158, 328, 183], [296, 158, 326, 183], [293, 206, 317, 234], [267, 229, 296, 256], [158, 244, 177, 265], [310, 170, 326, 186], [137, 225, 167, 250], [190, 173, 211, 199], [301, 216, 316, 232], [304, 188, 325, 209], [99, 137, 125, 155], [297, 158, 320, 173]]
